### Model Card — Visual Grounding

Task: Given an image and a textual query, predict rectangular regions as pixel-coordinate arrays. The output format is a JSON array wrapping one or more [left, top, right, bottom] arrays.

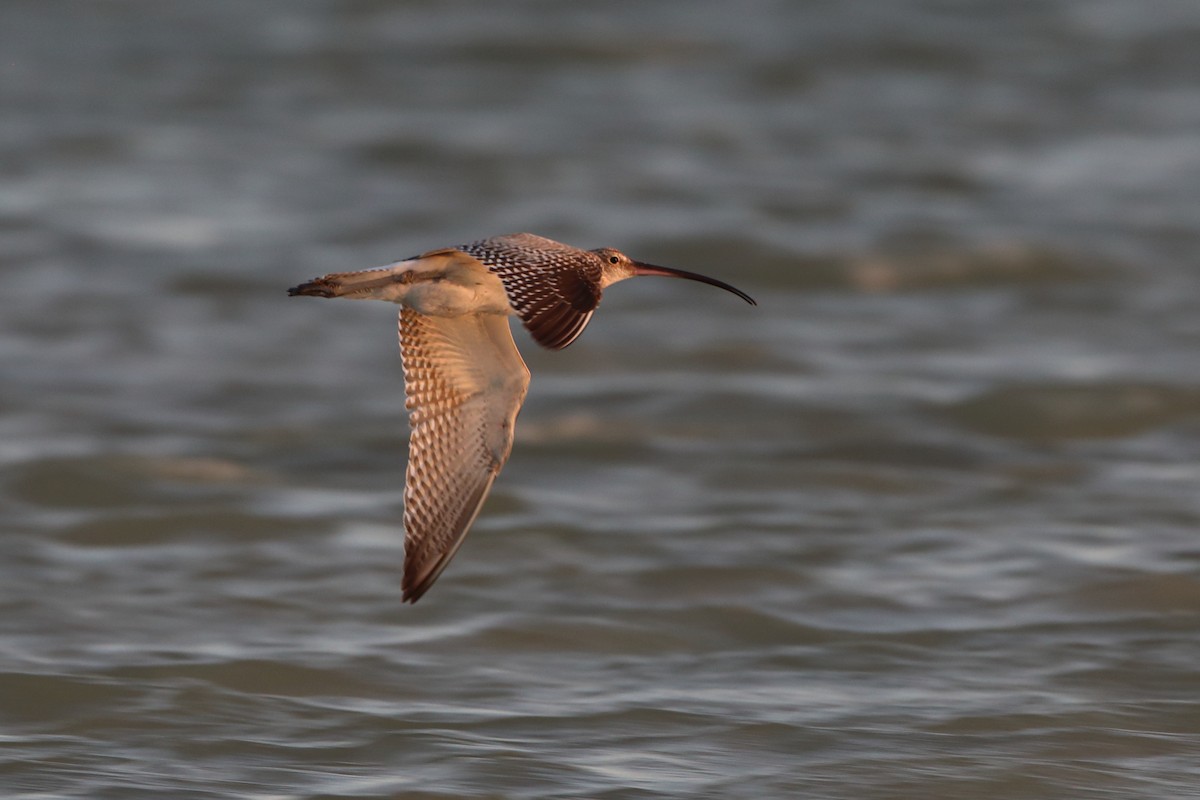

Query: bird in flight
[[289, 233, 755, 602]]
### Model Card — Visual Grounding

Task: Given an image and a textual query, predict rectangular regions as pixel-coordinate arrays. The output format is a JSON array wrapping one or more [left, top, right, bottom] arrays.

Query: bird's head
[[590, 247, 756, 305]]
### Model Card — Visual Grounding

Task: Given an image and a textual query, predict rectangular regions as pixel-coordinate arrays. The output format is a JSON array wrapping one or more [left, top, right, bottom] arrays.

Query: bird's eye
[[608, 255, 620, 264]]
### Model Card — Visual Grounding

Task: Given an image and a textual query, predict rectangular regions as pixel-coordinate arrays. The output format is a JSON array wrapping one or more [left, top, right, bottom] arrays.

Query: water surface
[[3, 2, 1200, 798]]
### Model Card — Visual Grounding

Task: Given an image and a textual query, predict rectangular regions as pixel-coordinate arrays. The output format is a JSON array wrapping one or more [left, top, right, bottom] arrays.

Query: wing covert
[[458, 233, 602, 350]]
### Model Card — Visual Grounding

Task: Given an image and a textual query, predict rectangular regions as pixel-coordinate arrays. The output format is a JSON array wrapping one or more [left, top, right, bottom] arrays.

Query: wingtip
[[400, 568, 432, 603], [400, 570, 437, 604]]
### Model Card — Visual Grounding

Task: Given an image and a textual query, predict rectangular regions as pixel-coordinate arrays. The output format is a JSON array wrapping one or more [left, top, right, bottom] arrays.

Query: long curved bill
[[632, 261, 757, 305]]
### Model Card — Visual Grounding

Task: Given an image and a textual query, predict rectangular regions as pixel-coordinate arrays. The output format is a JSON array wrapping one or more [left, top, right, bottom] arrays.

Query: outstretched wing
[[398, 308, 531, 602], [459, 233, 602, 350]]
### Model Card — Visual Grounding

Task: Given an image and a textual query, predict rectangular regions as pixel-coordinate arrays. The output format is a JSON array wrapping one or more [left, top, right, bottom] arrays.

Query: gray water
[[4, 1, 1200, 798]]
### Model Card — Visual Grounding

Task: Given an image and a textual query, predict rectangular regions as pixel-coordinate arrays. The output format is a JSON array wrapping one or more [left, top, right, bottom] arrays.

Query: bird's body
[[290, 233, 755, 602]]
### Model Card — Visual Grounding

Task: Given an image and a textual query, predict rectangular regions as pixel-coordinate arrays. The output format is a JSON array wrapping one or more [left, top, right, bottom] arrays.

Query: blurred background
[[3, 1, 1199, 798]]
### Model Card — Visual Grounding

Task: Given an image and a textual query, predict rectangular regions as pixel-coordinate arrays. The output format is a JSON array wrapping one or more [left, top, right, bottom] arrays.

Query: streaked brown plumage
[[289, 233, 755, 602]]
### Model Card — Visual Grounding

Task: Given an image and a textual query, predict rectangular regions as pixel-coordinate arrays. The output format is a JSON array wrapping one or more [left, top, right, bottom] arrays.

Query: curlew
[[289, 232, 755, 602]]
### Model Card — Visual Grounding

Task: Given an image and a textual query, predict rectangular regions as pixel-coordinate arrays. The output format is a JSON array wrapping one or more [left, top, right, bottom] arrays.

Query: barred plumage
[[458, 233, 603, 350], [398, 308, 528, 602]]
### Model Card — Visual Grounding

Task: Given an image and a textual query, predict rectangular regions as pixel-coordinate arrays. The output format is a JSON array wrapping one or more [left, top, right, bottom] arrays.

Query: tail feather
[[287, 262, 416, 300], [287, 276, 344, 297]]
